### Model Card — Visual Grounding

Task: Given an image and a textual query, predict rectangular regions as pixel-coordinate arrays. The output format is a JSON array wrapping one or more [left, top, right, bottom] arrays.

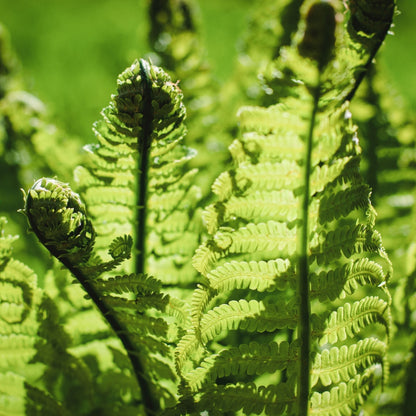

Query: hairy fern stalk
[[0, 0, 404, 415]]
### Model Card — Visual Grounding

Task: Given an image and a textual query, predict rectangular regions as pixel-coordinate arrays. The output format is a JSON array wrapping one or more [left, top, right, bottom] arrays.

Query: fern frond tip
[[23, 178, 95, 264]]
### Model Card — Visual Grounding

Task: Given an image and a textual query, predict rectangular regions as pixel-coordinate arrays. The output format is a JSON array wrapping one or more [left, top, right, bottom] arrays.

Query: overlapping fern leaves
[[23, 60, 202, 414]]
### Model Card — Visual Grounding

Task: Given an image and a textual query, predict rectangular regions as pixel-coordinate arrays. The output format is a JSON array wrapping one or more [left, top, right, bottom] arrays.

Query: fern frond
[[199, 299, 297, 344], [23, 59, 202, 413], [203, 190, 298, 234], [212, 159, 302, 201], [179, 2, 394, 415], [75, 59, 201, 289], [208, 259, 294, 293], [310, 258, 387, 302], [94, 273, 162, 296], [193, 221, 297, 276], [196, 382, 295, 416]]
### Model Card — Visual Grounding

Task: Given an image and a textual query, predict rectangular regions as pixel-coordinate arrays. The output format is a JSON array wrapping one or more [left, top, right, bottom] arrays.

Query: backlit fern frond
[[260, 0, 396, 108], [177, 1, 394, 414], [23, 176, 179, 413], [23, 59, 203, 414], [75, 59, 201, 289], [310, 373, 376, 416], [312, 338, 386, 387]]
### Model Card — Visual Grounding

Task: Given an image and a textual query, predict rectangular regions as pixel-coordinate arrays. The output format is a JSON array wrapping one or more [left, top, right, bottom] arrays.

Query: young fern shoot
[[23, 59, 201, 415]]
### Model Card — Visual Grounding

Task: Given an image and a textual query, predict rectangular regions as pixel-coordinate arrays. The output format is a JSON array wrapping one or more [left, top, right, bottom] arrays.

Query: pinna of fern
[[174, 1, 393, 415]]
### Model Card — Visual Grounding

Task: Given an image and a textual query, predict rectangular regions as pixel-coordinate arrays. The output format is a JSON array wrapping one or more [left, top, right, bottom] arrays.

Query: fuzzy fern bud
[[23, 178, 95, 264], [298, 1, 336, 70]]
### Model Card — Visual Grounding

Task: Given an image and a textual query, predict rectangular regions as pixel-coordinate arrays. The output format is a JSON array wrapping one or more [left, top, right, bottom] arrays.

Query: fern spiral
[[23, 60, 202, 414], [23, 177, 95, 265]]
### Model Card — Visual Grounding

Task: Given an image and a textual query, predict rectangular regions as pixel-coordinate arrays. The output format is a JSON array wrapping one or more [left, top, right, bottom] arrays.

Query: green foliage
[[2, 0, 416, 415]]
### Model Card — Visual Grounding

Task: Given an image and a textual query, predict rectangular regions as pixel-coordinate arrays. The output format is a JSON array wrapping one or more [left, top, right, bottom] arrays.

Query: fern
[[1, 0, 411, 415], [74, 59, 201, 290], [177, 1, 394, 415]]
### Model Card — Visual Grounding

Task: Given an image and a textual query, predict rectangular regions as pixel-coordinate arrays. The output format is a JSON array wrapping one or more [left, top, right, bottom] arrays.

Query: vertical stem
[[297, 72, 321, 416], [133, 59, 160, 415], [135, 59, 152, 277]]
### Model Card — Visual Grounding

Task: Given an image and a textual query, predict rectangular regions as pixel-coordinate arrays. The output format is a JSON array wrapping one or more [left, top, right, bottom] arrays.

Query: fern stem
[[298, 73, 321, 416], [135, 59, 153, 273], [135, 59, 153, 275], [131, 59, 160, 415]]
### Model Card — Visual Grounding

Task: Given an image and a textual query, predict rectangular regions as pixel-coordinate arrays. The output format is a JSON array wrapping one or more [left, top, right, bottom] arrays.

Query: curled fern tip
[[23, 178, 95, 263]]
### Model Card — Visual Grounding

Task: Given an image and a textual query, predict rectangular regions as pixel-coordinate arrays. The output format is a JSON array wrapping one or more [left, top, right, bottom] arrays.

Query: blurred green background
[[0, 0, 414, 141]]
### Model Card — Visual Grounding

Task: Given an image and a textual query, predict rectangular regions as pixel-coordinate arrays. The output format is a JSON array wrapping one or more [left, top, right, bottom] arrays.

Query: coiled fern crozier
[[3, 0, 415, 415]]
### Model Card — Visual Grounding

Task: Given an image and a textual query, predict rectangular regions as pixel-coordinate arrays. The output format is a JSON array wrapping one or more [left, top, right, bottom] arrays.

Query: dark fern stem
[[135, 59, 153, 276], [297, 3, 336, 414], [23, 178, 160, 416]]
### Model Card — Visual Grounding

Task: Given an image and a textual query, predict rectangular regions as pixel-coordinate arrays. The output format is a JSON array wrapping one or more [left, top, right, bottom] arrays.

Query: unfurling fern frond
[[23, 59, 202, 414], [75, 58, 201, 289], [177, 1, 394, 414]]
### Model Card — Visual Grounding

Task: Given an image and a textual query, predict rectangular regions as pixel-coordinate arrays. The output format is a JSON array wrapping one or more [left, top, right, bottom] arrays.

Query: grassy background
[[0, 0, 414, 140]]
